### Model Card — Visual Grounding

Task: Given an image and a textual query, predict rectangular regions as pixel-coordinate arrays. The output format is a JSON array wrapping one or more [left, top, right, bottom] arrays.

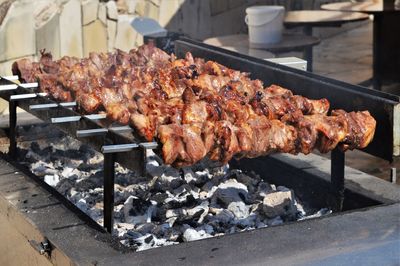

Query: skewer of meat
[[158, 109, 375, 167], [11, 44, 376, 167]]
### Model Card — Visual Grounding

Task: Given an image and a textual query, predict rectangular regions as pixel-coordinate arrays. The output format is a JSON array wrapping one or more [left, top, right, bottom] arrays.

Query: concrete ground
[[312, 19, 399, 183]]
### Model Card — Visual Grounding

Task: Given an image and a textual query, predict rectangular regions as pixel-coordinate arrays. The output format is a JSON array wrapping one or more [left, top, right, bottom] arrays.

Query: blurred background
[[0, 0, 351, 73]]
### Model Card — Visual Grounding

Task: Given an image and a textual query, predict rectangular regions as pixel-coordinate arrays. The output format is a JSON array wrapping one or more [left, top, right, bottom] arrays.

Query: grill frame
[[0, 37, 399, 234]]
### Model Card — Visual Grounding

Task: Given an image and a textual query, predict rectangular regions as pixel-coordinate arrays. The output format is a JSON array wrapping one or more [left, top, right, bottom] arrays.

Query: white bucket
[[245, 6, 285, 47]]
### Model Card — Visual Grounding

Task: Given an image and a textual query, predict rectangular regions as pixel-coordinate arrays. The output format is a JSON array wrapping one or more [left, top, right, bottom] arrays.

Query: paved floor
[[313, 20, 373, 85]]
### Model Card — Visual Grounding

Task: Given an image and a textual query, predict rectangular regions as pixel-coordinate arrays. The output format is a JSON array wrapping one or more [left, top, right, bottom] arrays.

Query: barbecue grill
[[0, 37, 399, 265]]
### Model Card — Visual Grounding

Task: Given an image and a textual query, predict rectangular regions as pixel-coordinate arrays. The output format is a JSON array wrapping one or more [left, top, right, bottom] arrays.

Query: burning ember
[[18, 127, 330, 251]]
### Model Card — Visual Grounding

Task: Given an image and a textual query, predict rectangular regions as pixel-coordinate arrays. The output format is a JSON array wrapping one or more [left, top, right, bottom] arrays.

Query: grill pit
[[17, 125, 333, 251], [0, 122, 398, 265], [0, 37, 399, 264]]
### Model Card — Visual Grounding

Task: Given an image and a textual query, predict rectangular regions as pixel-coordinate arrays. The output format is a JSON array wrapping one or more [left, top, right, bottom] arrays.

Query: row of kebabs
[[12, 44, 376, 167]]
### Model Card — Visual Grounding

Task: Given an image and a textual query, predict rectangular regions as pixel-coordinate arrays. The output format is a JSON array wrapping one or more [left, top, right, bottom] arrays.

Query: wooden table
[[204, 34, 320, 71], [321, 0, 400, 90], [284, 10, 369, 71]]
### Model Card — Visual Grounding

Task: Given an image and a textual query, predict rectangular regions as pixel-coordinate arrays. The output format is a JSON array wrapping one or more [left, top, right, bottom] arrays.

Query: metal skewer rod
[[60, 102, 77, 107], [76, 128, 108, 137], [10, 92, 47, 101], [0, 82, 38, 91], [101, 143, 139, 153], [0, 84, 18, 91], [0, 75, 19, 81], [101, 142, 158, 154], [84, 114, 108, 120], [29, 103, 58, 110], [20, 82, 38, 88], [51, 116, 81, 123], [76, 125, 132, 138], [29, 102, 77, 110], [139, 142, 159, 149], [109, 125, 132, 132], [51, 113, 107, 124]]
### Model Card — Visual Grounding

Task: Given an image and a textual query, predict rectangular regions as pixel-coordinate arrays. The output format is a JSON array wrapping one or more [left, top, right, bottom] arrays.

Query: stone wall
[[0, 0, 141, 76]]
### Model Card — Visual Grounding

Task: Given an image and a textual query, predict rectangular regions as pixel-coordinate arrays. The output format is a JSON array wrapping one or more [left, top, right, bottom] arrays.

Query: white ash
[[19, 135, 331, 252]]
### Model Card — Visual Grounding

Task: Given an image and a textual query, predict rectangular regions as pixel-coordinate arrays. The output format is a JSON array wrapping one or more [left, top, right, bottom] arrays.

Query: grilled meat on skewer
[[12, 44, 376, 167]]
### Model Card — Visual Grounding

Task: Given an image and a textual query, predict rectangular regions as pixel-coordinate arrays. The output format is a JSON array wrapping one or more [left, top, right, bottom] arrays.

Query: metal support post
[[141, 147, 148, 177], [100, 141, 157, 232], [103, 152, 115, 233], [8, 100, 17, 159], [331, 148, 345, 212]]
